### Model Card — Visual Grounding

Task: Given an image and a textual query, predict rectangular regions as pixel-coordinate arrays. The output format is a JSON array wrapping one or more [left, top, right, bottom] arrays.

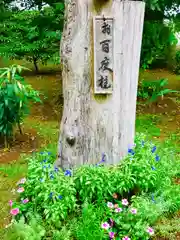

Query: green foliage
[[174, 49, 180, 74], [5, 214, 46, 240], [74, 203, 105, 240], [0, 6, 64, 71], [13, 151, 76, 226], [0, 64, 41, 145], [155, 215, 180, 240], [141, 21, 178, 69], [137, 78, 178, 103], [8, 133, 180, 240]]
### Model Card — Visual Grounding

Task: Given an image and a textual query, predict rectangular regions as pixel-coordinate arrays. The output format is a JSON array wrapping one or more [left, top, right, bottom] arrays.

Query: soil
[[0, 128, 39, 164]]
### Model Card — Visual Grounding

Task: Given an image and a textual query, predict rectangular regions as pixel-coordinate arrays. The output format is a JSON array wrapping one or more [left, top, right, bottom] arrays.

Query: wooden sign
[[93, 16, 114, 94]]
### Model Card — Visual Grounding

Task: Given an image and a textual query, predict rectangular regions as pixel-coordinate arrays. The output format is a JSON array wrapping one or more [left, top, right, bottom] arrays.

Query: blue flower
[[128, 148, 135, 155], [58, 195, 63, 200], [155, 155, 160, 161], [152, 146, 156, 153], [40, 152, 44, 155], [43, 159, 47, 163], [141, 141, 145, 146], [42, 165, 46, 169], [54, 167, 59, 172], [50, 174, 54, 180], [48, 152, 51, 155], [151, 194, 156, 203], [49, 192, 53, 198], [48, 164, 51, 168], [101, 153, 106, 162], [151, 166, 156, 170], [64, 170, 72, 176]]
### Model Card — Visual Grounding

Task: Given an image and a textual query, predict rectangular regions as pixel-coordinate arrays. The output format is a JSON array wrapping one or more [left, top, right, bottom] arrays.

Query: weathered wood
[[93, 16, 114, 94], [56, 0, 145, 169]]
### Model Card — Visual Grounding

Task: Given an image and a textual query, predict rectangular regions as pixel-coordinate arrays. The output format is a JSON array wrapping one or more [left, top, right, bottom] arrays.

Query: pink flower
[[9, 200, 13, 207], [122, 236, 131, 240], [147, 227, 154, 235], [22, 198, 29, 204], [107, 202, 114, 208], [101, 222, 110, 230], [10, 208, 19, 216], [130, 208, 137, 214], [17, 187, 24, 193], [115, 207, 122, 213], [17, 178, 26, 185], [109, 232, 115, 238], [122, 199, 129, 206]]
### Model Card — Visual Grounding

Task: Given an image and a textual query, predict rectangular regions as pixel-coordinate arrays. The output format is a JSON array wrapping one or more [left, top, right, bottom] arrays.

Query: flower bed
[[5, 133, 180, 240]]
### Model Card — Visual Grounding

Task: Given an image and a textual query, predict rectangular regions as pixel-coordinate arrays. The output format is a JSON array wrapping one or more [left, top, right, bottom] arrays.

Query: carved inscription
[[93, 16, 113, 94]]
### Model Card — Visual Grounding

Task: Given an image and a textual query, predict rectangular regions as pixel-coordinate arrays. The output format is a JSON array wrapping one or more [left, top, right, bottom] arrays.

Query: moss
[[92, 0, 112, 14], [93, 94, 111, 103]]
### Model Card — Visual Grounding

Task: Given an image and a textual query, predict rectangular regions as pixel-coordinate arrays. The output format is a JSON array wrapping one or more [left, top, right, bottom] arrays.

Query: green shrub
[[0, 64, 42, 147], [7, 133, 180, 239], [137, 78, 178, 103]]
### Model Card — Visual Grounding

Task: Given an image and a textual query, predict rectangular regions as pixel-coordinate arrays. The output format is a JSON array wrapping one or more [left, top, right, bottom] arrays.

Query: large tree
[[55, 0, 145, 169], [0, 6, 64, 71]]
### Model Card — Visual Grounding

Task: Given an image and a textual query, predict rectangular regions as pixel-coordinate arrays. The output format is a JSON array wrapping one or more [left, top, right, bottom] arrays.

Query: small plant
[[137, 78, 178, 104], [5, 214, 46, 240], [101, 199, 155, 240], [0, 64, 42, 148]]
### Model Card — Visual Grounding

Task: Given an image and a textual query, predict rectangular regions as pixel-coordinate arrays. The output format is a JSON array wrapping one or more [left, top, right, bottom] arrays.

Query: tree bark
[[56, 0, 145, 169], [33, 57, 39, 73]]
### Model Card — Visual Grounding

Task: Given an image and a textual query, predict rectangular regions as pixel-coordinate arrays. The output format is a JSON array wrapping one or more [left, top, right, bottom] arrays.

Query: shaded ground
[[0, 64, 179, 239]]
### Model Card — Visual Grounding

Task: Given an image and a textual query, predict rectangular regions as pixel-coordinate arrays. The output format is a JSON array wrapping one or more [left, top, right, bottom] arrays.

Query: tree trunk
[[56, 0, 145, 169], [33, 57, 39, 73]]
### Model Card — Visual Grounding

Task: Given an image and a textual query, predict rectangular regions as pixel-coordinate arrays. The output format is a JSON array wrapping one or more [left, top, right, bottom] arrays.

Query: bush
[[137, 78, 178, 103], [0, 64, 42, 147], [7, 133, 180, 239]]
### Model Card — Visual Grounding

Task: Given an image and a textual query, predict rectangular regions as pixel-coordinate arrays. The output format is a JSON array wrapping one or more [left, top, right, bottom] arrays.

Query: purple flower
[[115, 208, 122, 213], [64, 170, 72, 176], [155, 155, 160, 161], [101, 222, 110, 230], [109, 232, 115, 239], [152, 146, 156, 153], [107, 202, 114, 208], [122, 199, 129, 206], [130, 208, 137, 214], [147, 227, 154, 235], [108, 218, 114, 227], [22, 198, 29, 204]]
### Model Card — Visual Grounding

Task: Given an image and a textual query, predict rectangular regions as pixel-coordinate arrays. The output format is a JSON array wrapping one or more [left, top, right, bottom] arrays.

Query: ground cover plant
[[3, 132, 180, 240]]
